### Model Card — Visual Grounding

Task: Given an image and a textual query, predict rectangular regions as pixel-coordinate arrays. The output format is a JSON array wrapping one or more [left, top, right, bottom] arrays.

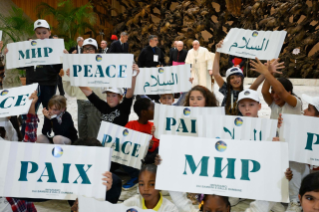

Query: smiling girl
[[184, 85, 219, 107]]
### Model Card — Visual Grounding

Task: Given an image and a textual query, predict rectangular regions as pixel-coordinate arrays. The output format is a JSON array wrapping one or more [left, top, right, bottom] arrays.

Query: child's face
[[299, 191, 319, 212], [35, 28, 51, 39], [106, 92, 122, 108], [271, 88, 286, 107], [145, 102, 154, 120], [304, 104, 319, 117], [189, 90, 206, 107], [203, 195, 230, 212], [83, 45, 96, 54], [138, 171, 159, 203], [238, 99, 261, 117], [159, 94, 174, 105], [49, 105, 65, 115], [229, 75, 242, 90]]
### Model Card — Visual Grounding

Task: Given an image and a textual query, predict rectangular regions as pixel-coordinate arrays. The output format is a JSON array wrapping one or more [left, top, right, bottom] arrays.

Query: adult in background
[[108, 32, 129, 53], [169, 41, 188, 65], [100, 40, 108, 53], [69, 37, 83, 54], [169, 41, 177, 59], [138, 35, 165, 102], [185, 40, 213, 91]]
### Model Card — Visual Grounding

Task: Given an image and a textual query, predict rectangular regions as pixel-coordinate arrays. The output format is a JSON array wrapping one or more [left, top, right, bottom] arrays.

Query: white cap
[[34, 19, 50, 30], [102, 87, 124, 95], [83, 38, 98, 49], [302, 94, 319, 112], [226, 67, 244, 79], [237, 89, 260, 103]]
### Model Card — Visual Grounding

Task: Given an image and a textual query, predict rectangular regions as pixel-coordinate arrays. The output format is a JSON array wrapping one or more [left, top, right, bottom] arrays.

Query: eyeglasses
[[83, 47, 95, 52]]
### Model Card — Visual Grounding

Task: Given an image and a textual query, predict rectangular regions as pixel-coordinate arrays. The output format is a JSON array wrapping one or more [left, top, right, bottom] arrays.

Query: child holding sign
[[184, 85, 219, 107]]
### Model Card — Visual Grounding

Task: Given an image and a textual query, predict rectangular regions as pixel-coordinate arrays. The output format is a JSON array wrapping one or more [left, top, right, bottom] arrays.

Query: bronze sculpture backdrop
[[91, 0, 319, 78]]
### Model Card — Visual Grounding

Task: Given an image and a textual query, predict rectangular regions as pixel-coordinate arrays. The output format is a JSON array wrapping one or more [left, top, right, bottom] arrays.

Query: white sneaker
[[229, 197, 245, 206], [271, 202, 285, 212], [285, 200, 301, 212]]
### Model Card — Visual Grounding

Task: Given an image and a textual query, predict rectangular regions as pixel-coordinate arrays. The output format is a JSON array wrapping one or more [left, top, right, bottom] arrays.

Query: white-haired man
[[169, 41, 188, 65], [69, 37, 84, 54], [185, 40, 213, 90]]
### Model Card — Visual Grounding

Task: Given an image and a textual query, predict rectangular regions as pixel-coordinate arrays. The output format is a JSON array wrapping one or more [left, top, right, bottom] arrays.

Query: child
[[159, 94, 174, 105], [64, 38, 105, 138], [250, 58, 303, 212], [184, 85, 219, 107], [298, 172, 319, 212], [122, 98, 159, 190], [213, 40, 265, 115], [37, 95, 77, 145], [123, 164, 178, 211]]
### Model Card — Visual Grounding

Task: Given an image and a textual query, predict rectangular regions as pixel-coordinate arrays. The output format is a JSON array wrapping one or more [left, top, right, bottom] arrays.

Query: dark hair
[[0, 66, 4, 70], [148, 35, 158, 42], [184, 85, 219, 107], [139, 163, 157, 179], [314, 105, 319, 116], [299, 172, 319, 199], [134, 98, 152, 117], [0, 127, 6, 139], [53, 35, 58, 38], [73, 137, 102, 147], [198, 194, 231, 211], [277, 78, 294, 94], [225, 74, 244, 115]]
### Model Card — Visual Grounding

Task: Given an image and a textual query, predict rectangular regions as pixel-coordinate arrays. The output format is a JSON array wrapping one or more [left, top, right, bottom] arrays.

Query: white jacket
[[169, 191, 198, 212], [123, 194, 178, 212]]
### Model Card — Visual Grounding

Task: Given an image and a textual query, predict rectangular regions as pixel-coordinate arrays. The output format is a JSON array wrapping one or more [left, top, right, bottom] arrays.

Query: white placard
[[198, 115, 277, 141], [217, 28, 287, 60], [280, 114, 319, 165], [6, 39, 65, 69], [154, 103, 225, 138], [134, 65, 192, 95], [63, 54, 134, 88], [156, 135, 289, 203], [79, 196, 155, 212], [97, 122, 152, 169], [0, 31, 2, 41], [0, 140, 112, 200], [0, 83, 38, 118]]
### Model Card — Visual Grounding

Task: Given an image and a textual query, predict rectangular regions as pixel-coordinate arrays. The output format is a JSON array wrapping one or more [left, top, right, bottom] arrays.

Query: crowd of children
[[0, 18, 319, 212]]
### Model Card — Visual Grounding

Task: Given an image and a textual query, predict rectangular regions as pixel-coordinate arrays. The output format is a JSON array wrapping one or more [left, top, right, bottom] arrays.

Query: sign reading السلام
[[0, 140, 112, 200], [217, 28, 287, 60], [6, 39, 65, 69]]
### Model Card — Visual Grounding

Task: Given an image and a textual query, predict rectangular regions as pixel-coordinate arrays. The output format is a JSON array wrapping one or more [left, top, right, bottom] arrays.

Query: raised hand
[[216, 40, 224, 49], [66, 69, 70, 77], [269, 58, 285, 75], [250, 57, 269, 74], [29, 91, 38, 105], [102, 171, 113, 191], [42, 108, 51, 119]]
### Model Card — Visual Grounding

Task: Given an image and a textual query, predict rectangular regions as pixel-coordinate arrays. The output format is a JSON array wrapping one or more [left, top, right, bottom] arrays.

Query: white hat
[[237, 89, 260, 103], [226, 67, 244, 79], [102, 87, 124, 95], [83, 38, 98, 50], [302, 94, 319, 112], [34, 19, 50, 30]]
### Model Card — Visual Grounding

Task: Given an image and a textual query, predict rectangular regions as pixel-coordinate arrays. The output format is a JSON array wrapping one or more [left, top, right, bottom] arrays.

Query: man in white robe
[[185, 40, 213, 90]]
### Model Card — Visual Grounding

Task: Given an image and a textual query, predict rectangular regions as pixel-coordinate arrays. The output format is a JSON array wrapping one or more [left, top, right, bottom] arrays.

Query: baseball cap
[[83, 38, 98, 50], [102, 87, 124, 95], [226, 67, 244, 79], [237, 89, 260, 103], [34, 19, 50, 30], [302, 94, 319, 112]]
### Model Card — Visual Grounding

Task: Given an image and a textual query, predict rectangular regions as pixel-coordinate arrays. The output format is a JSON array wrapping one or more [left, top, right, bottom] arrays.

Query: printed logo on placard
[[215, 140, 227, 152], [234, 117, 243, 126], [158, 67, 164, 74], [126, 209, 138, 212], [123, 129, 129, 136], [244, 90, 250, 95], [252, 31, 258, 37], [52, 146, 63, 158], [31, 41, 37, 46], [0, 90, 9, 96], [96, 55, 102, 62], [183, 108, 191, 116]]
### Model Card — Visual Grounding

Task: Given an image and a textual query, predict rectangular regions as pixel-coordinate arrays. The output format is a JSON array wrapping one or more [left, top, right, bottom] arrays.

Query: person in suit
[[169, 41, 188, 65], [108, 32, 129, 53], [169, 41, 177, 59], [69, 37, 83, 54], [100, 40, 108, 53]]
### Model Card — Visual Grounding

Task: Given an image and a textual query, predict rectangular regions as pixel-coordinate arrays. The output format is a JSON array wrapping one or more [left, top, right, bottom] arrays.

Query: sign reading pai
[[63, 54, 134, 88], [217, 28, 287, 60], [0, 83, 38, 118], [6, 39, 65, 69], [0, 140, 112, 200], [156, 135, 289, 203], [97, 122, 152, 169]]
